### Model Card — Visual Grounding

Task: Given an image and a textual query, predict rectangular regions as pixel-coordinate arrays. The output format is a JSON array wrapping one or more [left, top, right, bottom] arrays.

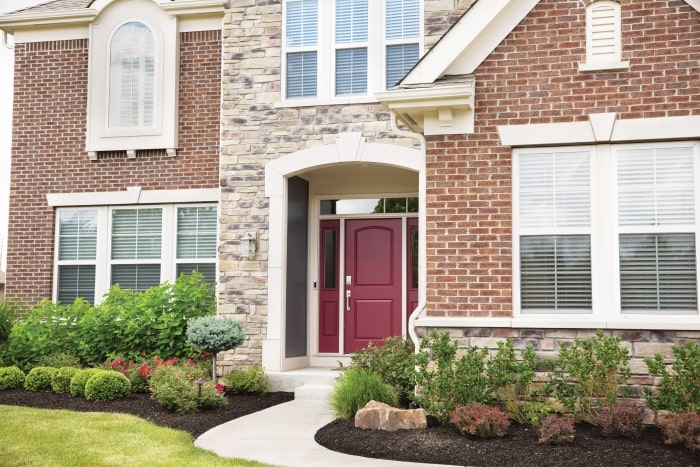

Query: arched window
[[108, 21, 155, 129]]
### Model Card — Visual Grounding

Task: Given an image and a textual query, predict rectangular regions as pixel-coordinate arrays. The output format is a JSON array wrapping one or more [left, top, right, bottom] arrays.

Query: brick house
[[1, 0, 699, 387]]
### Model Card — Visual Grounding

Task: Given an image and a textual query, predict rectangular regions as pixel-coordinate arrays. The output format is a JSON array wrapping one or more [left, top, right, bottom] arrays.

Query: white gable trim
[[498, 114, 700, 147], [687, 0, 700, 12], [402, 0, 540, 85]]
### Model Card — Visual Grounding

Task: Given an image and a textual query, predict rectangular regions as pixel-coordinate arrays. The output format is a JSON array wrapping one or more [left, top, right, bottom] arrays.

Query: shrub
[[84, 371, 131, 401], [149, 364, 225, 413], [0, 300, 21, 343], [37, 351, 82, 369], [548, 330, 631, 424], [598, 404, 644, 438], [450, 403, 510, 438], [50, 367, 81, 394], [3, 273, 215, 370], [24, 367, 57, 391], [413, 331, 489, 423], [643, 341, 700, 413], [0, 366, 25, 390], [536, 415, 576, 445], [349, 337, 416, 405], [186, 315, 245, 380], [658, 411, 700, 452], [522, 401, 553, 425], [70, 368, 105, 397], [223, 365, 268, 395], [330, 367, 398, 420]]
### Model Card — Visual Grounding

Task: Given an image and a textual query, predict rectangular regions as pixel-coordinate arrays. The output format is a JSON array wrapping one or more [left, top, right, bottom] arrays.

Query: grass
[[0, 405, 275, 467]]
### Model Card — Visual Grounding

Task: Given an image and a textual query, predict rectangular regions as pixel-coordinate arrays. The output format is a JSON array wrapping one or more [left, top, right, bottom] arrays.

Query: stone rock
[[354, 400, 427, 431]]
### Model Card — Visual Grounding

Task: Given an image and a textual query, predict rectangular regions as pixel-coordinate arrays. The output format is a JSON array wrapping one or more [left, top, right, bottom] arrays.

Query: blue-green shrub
[[186, 315, 244, 353], [51, 367, 81, 394], [0, 366, 25, 390], [84, 371, 131, 401], [24, 367, 57, 391]]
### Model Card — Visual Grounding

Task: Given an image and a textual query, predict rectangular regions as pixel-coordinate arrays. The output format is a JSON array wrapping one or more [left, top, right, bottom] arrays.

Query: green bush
[[412, 331, 492, 423], [24, 367, 58, 391], [70, 368, 105, 397], [644, 341, 700, 413], [37, 351, 82, 369], [0, 366, 25, 390], [0, 300, 21, 343], [3, 273, 215, 370], [548, 330, 631, 424], [330, 367, 398, 420], [149, 364, 225, 413], [349, 337, 416, 405], [51, 367, 81, 394], [223, 365, 268, 395], [84, 371, 131, 401]]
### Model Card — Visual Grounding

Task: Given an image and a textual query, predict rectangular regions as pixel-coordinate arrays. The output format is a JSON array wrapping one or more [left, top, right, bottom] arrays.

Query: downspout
[[388, 112, 426, 351]]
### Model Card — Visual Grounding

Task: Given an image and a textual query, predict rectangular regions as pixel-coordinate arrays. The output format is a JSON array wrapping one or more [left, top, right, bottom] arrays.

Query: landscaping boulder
[[354, 400, 427, 431]]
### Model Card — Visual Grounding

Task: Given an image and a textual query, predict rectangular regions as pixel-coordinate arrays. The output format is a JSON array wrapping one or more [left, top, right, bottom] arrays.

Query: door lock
[[346, 290, 351, 311]]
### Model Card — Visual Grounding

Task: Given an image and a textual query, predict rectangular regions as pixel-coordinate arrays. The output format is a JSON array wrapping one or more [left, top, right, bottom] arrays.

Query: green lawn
[[0, 405, 275, 467]]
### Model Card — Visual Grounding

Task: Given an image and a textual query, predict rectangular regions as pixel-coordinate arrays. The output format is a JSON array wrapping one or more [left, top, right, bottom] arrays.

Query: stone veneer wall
[[415, 326, 700, 422], [217, 0, 470, 371]]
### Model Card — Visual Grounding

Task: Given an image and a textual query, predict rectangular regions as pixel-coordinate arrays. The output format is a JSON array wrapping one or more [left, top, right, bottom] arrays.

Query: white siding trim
[[47, 188, 220, 207]]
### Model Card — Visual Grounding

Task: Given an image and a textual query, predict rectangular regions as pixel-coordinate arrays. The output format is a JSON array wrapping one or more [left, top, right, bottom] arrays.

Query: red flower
[[215, 383, 225, 394]]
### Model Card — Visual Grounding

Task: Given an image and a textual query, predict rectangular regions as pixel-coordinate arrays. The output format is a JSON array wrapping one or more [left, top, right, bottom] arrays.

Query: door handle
[[346, 290, 351, 311]]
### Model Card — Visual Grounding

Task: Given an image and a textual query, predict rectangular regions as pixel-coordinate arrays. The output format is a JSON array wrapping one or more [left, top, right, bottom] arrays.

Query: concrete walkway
[[195, 399, 453, 467]]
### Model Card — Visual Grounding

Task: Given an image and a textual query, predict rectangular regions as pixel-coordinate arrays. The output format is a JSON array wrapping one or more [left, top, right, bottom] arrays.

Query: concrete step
[[294, 383, 334, 401], [266, 367, 341, 393]]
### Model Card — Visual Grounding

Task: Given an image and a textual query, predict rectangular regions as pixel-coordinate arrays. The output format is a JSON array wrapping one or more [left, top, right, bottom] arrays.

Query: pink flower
[[215, 383, 225, 394]]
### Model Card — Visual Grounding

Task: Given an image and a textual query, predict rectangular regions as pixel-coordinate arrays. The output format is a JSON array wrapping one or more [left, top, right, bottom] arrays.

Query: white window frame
[[513, 141, 700, 329], [53, 203, 217, 304], [611, 142, 700, 316], [86, 0, 178, 154], [579, 0, 629, 72], [513, 145, 597, 317], [281, 0, 423, 106]]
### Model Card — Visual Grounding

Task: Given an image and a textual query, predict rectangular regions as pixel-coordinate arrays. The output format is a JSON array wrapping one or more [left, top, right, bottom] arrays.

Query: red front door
[[344, 219, 403, 353]]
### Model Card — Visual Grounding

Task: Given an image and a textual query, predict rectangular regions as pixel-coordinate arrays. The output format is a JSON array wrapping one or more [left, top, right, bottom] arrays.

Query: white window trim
[[281, 0, 423, 104], [512, 142, 700, 331], [578, 0, 629, 72], [86, 0, 178, 154], [52, 193, 219, 304]]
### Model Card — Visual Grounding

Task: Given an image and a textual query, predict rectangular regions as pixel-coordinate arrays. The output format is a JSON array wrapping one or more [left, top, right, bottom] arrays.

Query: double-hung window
[[616, 146, 698, 313], [516, 150, 593, 312], [55, 204, 217, 304], [283, 0, 421, 102]]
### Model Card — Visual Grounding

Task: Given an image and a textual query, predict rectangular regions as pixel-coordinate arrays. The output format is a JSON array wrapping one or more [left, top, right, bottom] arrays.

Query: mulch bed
[[1, 388, 698, 466], [315, 417, 700, 467]]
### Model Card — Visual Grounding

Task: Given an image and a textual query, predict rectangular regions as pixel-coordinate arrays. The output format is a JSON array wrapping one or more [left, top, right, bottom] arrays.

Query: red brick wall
[[424, 0, 700, 318], [5, 30, 221, 304]]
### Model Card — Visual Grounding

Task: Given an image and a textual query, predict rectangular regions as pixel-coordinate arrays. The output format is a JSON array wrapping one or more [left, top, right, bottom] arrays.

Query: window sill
[[276, 95, 379, 108], [578, 60, 630, 73]]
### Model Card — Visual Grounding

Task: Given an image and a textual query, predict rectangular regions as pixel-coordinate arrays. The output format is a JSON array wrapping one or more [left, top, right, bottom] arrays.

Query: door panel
[[344, 219, 402, 353]]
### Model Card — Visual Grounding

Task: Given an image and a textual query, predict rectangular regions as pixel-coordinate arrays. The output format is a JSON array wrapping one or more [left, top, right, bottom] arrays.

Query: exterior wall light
[[240, 231, 257, 258]]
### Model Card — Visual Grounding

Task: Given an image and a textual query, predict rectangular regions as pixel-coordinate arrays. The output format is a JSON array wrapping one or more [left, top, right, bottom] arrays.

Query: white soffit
[[402, 0, 540, 85]]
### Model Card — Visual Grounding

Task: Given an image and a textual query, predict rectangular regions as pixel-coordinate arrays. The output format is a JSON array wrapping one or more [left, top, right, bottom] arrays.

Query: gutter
[[387, 111, 426, 352]]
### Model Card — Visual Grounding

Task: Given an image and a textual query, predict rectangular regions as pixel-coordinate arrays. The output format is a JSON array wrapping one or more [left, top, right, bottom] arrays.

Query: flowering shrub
[[149, 363, 225, 413], [0, 366, 25, 390], [658, 411, 700, 452], [598, 404, 644, 438], [536, 415, 576, 445], [50, 367, 80, 394], [24, 367, 57, 391], [450, 403, 510, 439], [223, 365, 268, 395], [84, 371, 131, 401]]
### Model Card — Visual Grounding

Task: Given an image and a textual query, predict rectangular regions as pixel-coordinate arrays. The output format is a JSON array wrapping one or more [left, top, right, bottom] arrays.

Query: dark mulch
[[315, 417, 700, 467], [2, 388, 698, 466], [0, 388, 293, 438]]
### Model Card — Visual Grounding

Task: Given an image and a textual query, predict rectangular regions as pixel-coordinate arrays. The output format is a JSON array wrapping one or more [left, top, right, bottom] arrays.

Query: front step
[[266, 367, 341, 400], [294, 383, 334, 401]]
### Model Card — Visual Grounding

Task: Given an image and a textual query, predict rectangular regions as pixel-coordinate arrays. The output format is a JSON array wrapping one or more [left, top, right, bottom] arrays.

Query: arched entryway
[[262, 133, 422, 371]]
